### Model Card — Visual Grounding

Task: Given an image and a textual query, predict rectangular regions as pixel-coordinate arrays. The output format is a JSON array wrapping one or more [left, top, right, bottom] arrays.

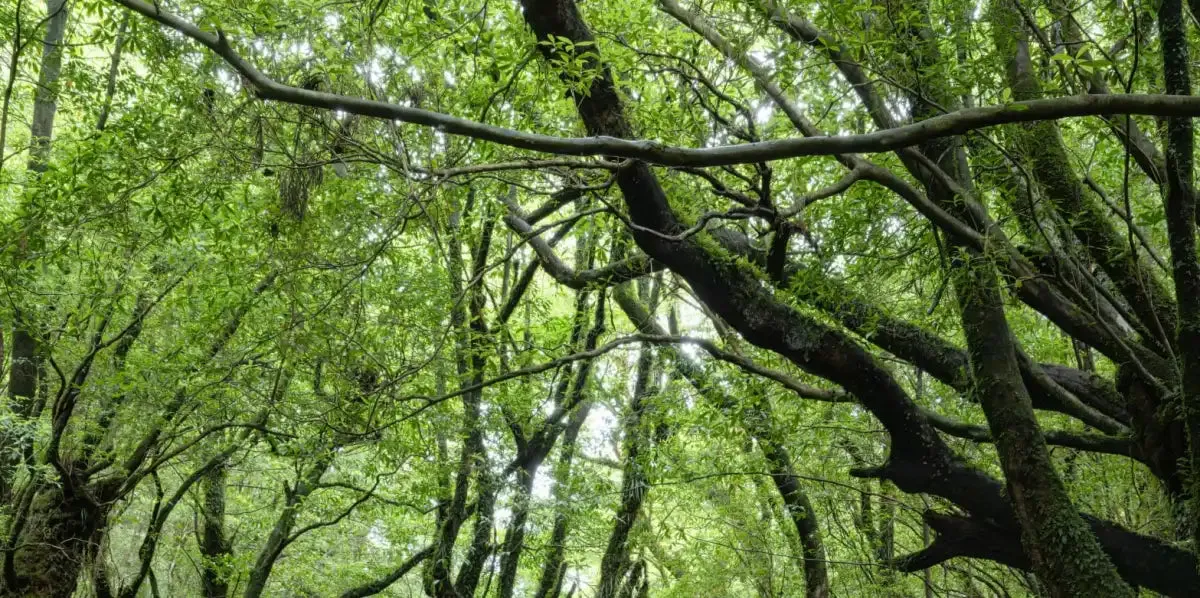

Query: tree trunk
[[96, 13, 129, 131], [532, 403, 590, 598], [2, 0, 69, 502], [427, 199, 496, 598], [596, 326, 659, 598], [242, 452, 333, 598], [452, 467, 496, 597], [1155, 0, 1200, 549], [495, 462, 538, 598], [200, 462, 231, 598], [886, 3, 1135, 594], [5, 479, 111, 597], [23, 0, 67, 177]]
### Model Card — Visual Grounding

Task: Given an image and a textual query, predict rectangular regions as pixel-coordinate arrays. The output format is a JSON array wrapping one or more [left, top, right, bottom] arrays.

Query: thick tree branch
[[755, 0, 1169, 381], [922, 410, 1135, 458], [338, 546, 434, 598], [502, 207, 662, 289], [111, 0, 1200, 167], [889, 510, 1200, 598], [516, 1, 1196, 594]]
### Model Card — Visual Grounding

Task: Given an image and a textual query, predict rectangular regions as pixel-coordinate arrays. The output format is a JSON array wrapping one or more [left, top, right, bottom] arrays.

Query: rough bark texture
[[5, 475, 114, 598], [200, 463, 231, 598], [952, 250, 1130, 596], [517, 1, 1155, 595], [890, 2, 1132, 594], [995, 2, 1176, 362], [1156, 0, 1200, 549]]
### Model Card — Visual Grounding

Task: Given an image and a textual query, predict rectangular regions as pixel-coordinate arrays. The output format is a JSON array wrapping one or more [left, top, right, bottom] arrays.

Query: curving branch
[[889, 510, 1200, 597], [338, 546, 435, 598], [502, 206, 663, 289], [708, 228, 1133, 432], [889, 511, 1028, 573], [507, 208, 1135, 464], [112, 0, 1200, 167], [516, 0, 1200, 593], [754, 0, 1170, 382], [921, 410, 1136, 458]]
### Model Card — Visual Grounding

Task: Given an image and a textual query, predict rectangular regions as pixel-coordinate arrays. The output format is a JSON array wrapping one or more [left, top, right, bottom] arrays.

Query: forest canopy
[[2, 0, 1200, 596]]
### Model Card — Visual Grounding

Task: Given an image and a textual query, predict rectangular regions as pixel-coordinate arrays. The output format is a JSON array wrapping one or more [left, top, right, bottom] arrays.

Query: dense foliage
[[2, 0, 1200, 595]]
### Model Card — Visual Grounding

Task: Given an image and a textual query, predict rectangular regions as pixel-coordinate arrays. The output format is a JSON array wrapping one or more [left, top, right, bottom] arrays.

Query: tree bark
[[338, 546, 435, 598], [2, 0, 69, 502], [1155, 0, 1200, 549], [494, 464, 536, 598], [200, 462, 231, 598], [520, 1, 1131, 595], [897, 3, 1134, 593], [4, 475, 114, 597], [96, 13, 129, 131]]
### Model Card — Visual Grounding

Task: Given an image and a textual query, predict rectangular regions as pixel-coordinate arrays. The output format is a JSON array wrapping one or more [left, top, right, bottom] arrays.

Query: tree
[[2, 0, 1200, 595]]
